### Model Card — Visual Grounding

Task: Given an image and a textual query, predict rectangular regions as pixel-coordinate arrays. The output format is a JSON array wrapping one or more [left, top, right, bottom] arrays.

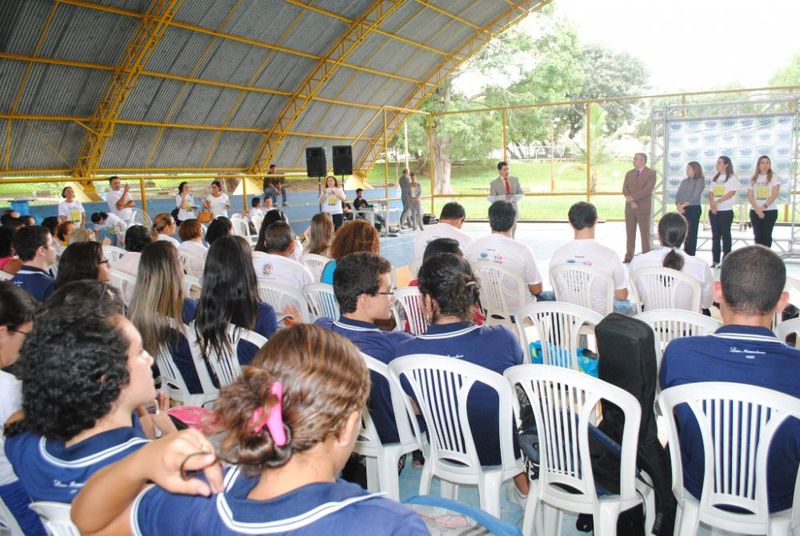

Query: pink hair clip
[[248, 382, 287, 447]]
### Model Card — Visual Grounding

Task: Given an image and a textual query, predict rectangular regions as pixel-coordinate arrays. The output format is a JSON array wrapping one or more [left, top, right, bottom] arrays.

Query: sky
[[457, 0, 800, 95]]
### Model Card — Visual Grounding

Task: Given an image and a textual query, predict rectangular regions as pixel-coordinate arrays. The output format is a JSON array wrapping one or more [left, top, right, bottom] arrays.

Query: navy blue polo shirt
[[315, 317, 412, 444], [660, 325, 800, 512], [10, 266, 54, 302]]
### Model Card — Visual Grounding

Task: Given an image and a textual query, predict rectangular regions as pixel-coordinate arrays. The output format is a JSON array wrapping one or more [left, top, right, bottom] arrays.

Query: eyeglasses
[[376, 287, 396, 296], [99, 259, 110, 264], [8, 327, 31, 336]]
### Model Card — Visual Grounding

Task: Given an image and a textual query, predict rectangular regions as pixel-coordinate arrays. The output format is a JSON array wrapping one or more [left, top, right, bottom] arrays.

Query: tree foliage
[[770, 53, 800, 86]]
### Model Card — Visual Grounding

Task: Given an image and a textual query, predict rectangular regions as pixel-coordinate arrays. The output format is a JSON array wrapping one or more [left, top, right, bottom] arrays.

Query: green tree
[[770, 53, 800, 86]]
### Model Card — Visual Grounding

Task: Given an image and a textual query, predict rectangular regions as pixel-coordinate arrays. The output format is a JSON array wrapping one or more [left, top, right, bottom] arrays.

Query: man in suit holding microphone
[[489, 161, 524, 208], [623, 152, 656, 262]]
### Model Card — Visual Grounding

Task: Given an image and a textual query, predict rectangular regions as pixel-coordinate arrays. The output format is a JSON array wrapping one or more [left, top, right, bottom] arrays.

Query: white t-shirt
[[0, 370, 22, 485], [178, 240, 208, 277], [413, 223, 474, 260], [157, 234, 180, 249], [321, 188, 345, 216], [205, 193, 230, 218], [106, 188, 134, 222], [58, 200, 84, 224], [113, 251, 140, 277], [175, 193, 197, 220], [466, 233, 542, 311], [630, 247, 713, 310], [709, 175, 739, 211], [549, 239, 627, 315], [253, 253, 314, 293], [94, 213, 127, 236], [748, 174, 781, 211]]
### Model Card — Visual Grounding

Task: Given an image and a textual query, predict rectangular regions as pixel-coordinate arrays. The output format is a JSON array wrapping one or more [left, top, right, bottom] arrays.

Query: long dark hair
[[55, 241, 104, 288], [194, 235, 259, 360], [713, 156, 734, 183], [658, 212, 687, 271], [418, 253, 480, 323], [255, 209, 288, 253]]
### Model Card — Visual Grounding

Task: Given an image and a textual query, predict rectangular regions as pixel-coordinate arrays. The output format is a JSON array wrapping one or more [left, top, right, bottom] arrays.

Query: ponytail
[[658, 212, 688, 272]]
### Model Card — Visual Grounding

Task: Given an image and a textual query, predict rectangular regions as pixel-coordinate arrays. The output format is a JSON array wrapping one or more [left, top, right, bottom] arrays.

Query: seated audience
[[395, 253, 528, 502], [630, 212, 713, 312], [204, 216, 233, 246], [316, 252, 412, 444], [90, 211, 127, 247], [4, 283, 173, 503], [305, 212, 334, 258], [253, 222, 313, 292], [72, 325, 428, 535], [255, 209, 303, 262], [0, 211, 19, 226], [466, 200, 543, 311], [194, 236, 277, 366], [10, 225, 56, 302], [40, 216, 59, 238], [0, 226, 23, 275], [54, 241, 110, 288], [413, 202, 472, 260], [150, 212, 179, 248], [177, 219, 207, 278], [321, 220, 380, 285], [248, 196, 265, 221], [112, 225, 151, 277], [55, 220, 73, 253], [660, 245, 800, 512], [548, 202, 634, 315], [67, 226, 96, 244], [0, 283, 46, 535]]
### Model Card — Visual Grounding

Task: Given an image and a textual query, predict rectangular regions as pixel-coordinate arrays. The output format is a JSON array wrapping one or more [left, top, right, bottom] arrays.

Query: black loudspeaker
[[332, 145, 353, 175], [305, 147, 327, 177]]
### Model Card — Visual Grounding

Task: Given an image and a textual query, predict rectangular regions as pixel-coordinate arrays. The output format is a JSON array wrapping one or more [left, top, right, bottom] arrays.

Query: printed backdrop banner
[[664, 114, 795, 205]]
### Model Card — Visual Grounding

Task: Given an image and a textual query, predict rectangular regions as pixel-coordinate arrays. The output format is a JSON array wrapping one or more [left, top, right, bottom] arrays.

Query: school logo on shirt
[[478, 251, 504, 263], [262, 263, 274, 276]]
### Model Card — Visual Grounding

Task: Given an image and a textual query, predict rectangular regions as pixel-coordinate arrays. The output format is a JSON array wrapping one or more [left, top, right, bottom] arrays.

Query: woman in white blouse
[[707, 156, 738, 267], [319, 176, 346, 230], [150, 213, 179, 248], [175, 182, 197, 222], [748, 155, 781, 248], [204, 180, 231, 218]]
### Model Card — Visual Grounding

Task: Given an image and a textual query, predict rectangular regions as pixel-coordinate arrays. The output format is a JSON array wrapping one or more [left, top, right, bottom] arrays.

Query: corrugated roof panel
[[97, 0, 149, 12], [319, 67, 412, 102], [100, 125, 159, 168], [252, 53, 315, 93], [0, 60, 26, 113], [150, 129, 217, 168], [378, 1, 430, 34], [458, 0, 506, 26], [228, 92, 288, 129], [0, 120, 7, 164], [0, 0, 52, 56], [120, 77, 184, 121], [172, 0, 238, 29], [194, 40, 266, 87], [171, 85, 241, 125], [8, 120, 84, 170], [206, 131, 263, 168], [145, 27, 214, 76], [310, 0, 372, 20], [346, 33, 418, 75], [279, 11, 348, 58], [17, 64, 109, 117]]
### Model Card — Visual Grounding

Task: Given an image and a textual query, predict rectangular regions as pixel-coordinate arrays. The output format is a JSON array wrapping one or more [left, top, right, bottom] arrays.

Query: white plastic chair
[[303, 283, 340, 320], [230, 215, 255, 246], [391, 286, 428, 335], [354, 353, 422, 501], [629, 266, 702, 313], [178, 249, 206, 278], [633, 310, 721, 371], [203, 324, 267, 387], [299, 253, 329, 282], [505, 364, 644, 536], [390, 354, 522, 517], [257, 281, 312, 323], [0, 496, 23, 536], [549, 263, 615, 316], [0, 270, 12, 281], [250, 212, 264, 235], [108, 268, 137, 305], [28, 501, 79, 536], [181, 273, 202, 300], [513, 301, 603, 370], [155, 319, 218, 408], [775, 317, 800, 348], [658, 382, 800, 536], [470, 260, 528, 327], [102, 244, 127, 265]]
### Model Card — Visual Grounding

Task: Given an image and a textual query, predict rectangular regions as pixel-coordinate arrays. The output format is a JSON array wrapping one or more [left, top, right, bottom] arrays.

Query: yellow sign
[[755, 186, 770, 200], [712, 184, 725, 197], [327, 195, 338, 206]]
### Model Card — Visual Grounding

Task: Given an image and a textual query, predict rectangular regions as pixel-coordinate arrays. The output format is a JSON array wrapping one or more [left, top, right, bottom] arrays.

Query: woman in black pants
[[748, 155, 781, 248], [675, 161, 705, 255], [707, 156, 739, 267]]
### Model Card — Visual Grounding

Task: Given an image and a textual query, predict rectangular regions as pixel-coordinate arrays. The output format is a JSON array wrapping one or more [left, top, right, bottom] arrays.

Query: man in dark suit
[[622, 152, 656, 262]]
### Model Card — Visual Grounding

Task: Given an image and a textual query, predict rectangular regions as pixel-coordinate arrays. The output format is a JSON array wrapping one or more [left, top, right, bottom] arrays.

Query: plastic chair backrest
[[230, 216, 252, 242], [203, 325, 267, 387], [257, 281, 312, 323], [299, 254, 329, 282], [630, 266, 702, 313], [0, 270, 12, 281], [184, 321, 219, 403], [470, 260, 527, 325], [391, 286, 428, 335], [108, 268, 137, 305], [303, 283, 340, 320], [775, 317, 800, 348], [181, 274, 202, 300], [505, 365, 641, 514], [513, 301, 603, 370], [390, 354, 518, 473], [178, 249, 205, 278], [633, 310, 721, 371], [28, 502, 80, 536], [102, 244, 127, 265], [549, 263, 614, 316], [250, 212, 264, 235], [154, 319, 217, 407], [658, 382, 800, 534]]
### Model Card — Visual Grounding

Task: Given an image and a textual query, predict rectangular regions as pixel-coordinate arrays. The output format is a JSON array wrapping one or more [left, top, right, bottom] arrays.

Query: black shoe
[[412, 450, 425, 468]]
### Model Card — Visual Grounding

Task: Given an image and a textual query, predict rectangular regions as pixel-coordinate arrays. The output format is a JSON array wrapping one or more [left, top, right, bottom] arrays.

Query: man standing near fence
[[398, 168, 412, 228], [488, 161, 524, 209], [622, 152, 656, 262]]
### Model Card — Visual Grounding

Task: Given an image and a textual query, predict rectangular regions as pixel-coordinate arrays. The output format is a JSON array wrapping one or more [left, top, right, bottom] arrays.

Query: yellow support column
[[139, 176, 148, 214], [383, 108, 389, 210], [241, 173, 248, 214], [428, 113, 435, 213]]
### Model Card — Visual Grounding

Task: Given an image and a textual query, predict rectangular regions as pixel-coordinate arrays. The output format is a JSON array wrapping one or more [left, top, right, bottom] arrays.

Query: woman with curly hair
[[320, 219, 380, 284], [194, 235, 277, 366], [4, 283, 173, 503], [71, 324, 428, 535], [394, 253, 528, 502]]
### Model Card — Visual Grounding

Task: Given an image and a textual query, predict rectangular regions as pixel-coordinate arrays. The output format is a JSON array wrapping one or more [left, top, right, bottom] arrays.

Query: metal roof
[[0, 0, 546, 177]]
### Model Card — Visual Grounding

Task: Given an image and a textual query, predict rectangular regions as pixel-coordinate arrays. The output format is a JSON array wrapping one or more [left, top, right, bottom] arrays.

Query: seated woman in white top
[[175, 181, 197, 223], [177, 219, 207, 278], [150, 213, 179, 248], [112, 225, 152, 277], [71, 324, 428, 536], [204, 180, 231, 218], [630, 212, 713, 313]]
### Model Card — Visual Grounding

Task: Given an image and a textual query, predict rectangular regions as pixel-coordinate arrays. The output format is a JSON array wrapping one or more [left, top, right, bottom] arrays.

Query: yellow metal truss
[[247, 0, 405, 176], [73, 0, 185, 178]]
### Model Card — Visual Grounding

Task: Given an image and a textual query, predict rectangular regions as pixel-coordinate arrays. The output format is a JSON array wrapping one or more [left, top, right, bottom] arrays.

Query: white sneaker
[[506, 482, 528, 508]]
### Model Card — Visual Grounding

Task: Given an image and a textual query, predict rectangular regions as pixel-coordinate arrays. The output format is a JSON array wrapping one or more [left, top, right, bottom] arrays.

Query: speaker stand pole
[[318, 176, 322, 213]]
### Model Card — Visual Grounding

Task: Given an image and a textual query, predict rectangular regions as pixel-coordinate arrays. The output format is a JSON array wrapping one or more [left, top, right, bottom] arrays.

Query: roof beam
[[72, 0, 185, 177], [247, 0, 405, 176], [413, 0, 489, 35]]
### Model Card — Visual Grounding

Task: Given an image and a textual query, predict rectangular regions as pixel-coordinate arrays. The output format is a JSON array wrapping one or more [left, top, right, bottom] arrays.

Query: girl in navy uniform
[[72, 324, 429, 535]]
